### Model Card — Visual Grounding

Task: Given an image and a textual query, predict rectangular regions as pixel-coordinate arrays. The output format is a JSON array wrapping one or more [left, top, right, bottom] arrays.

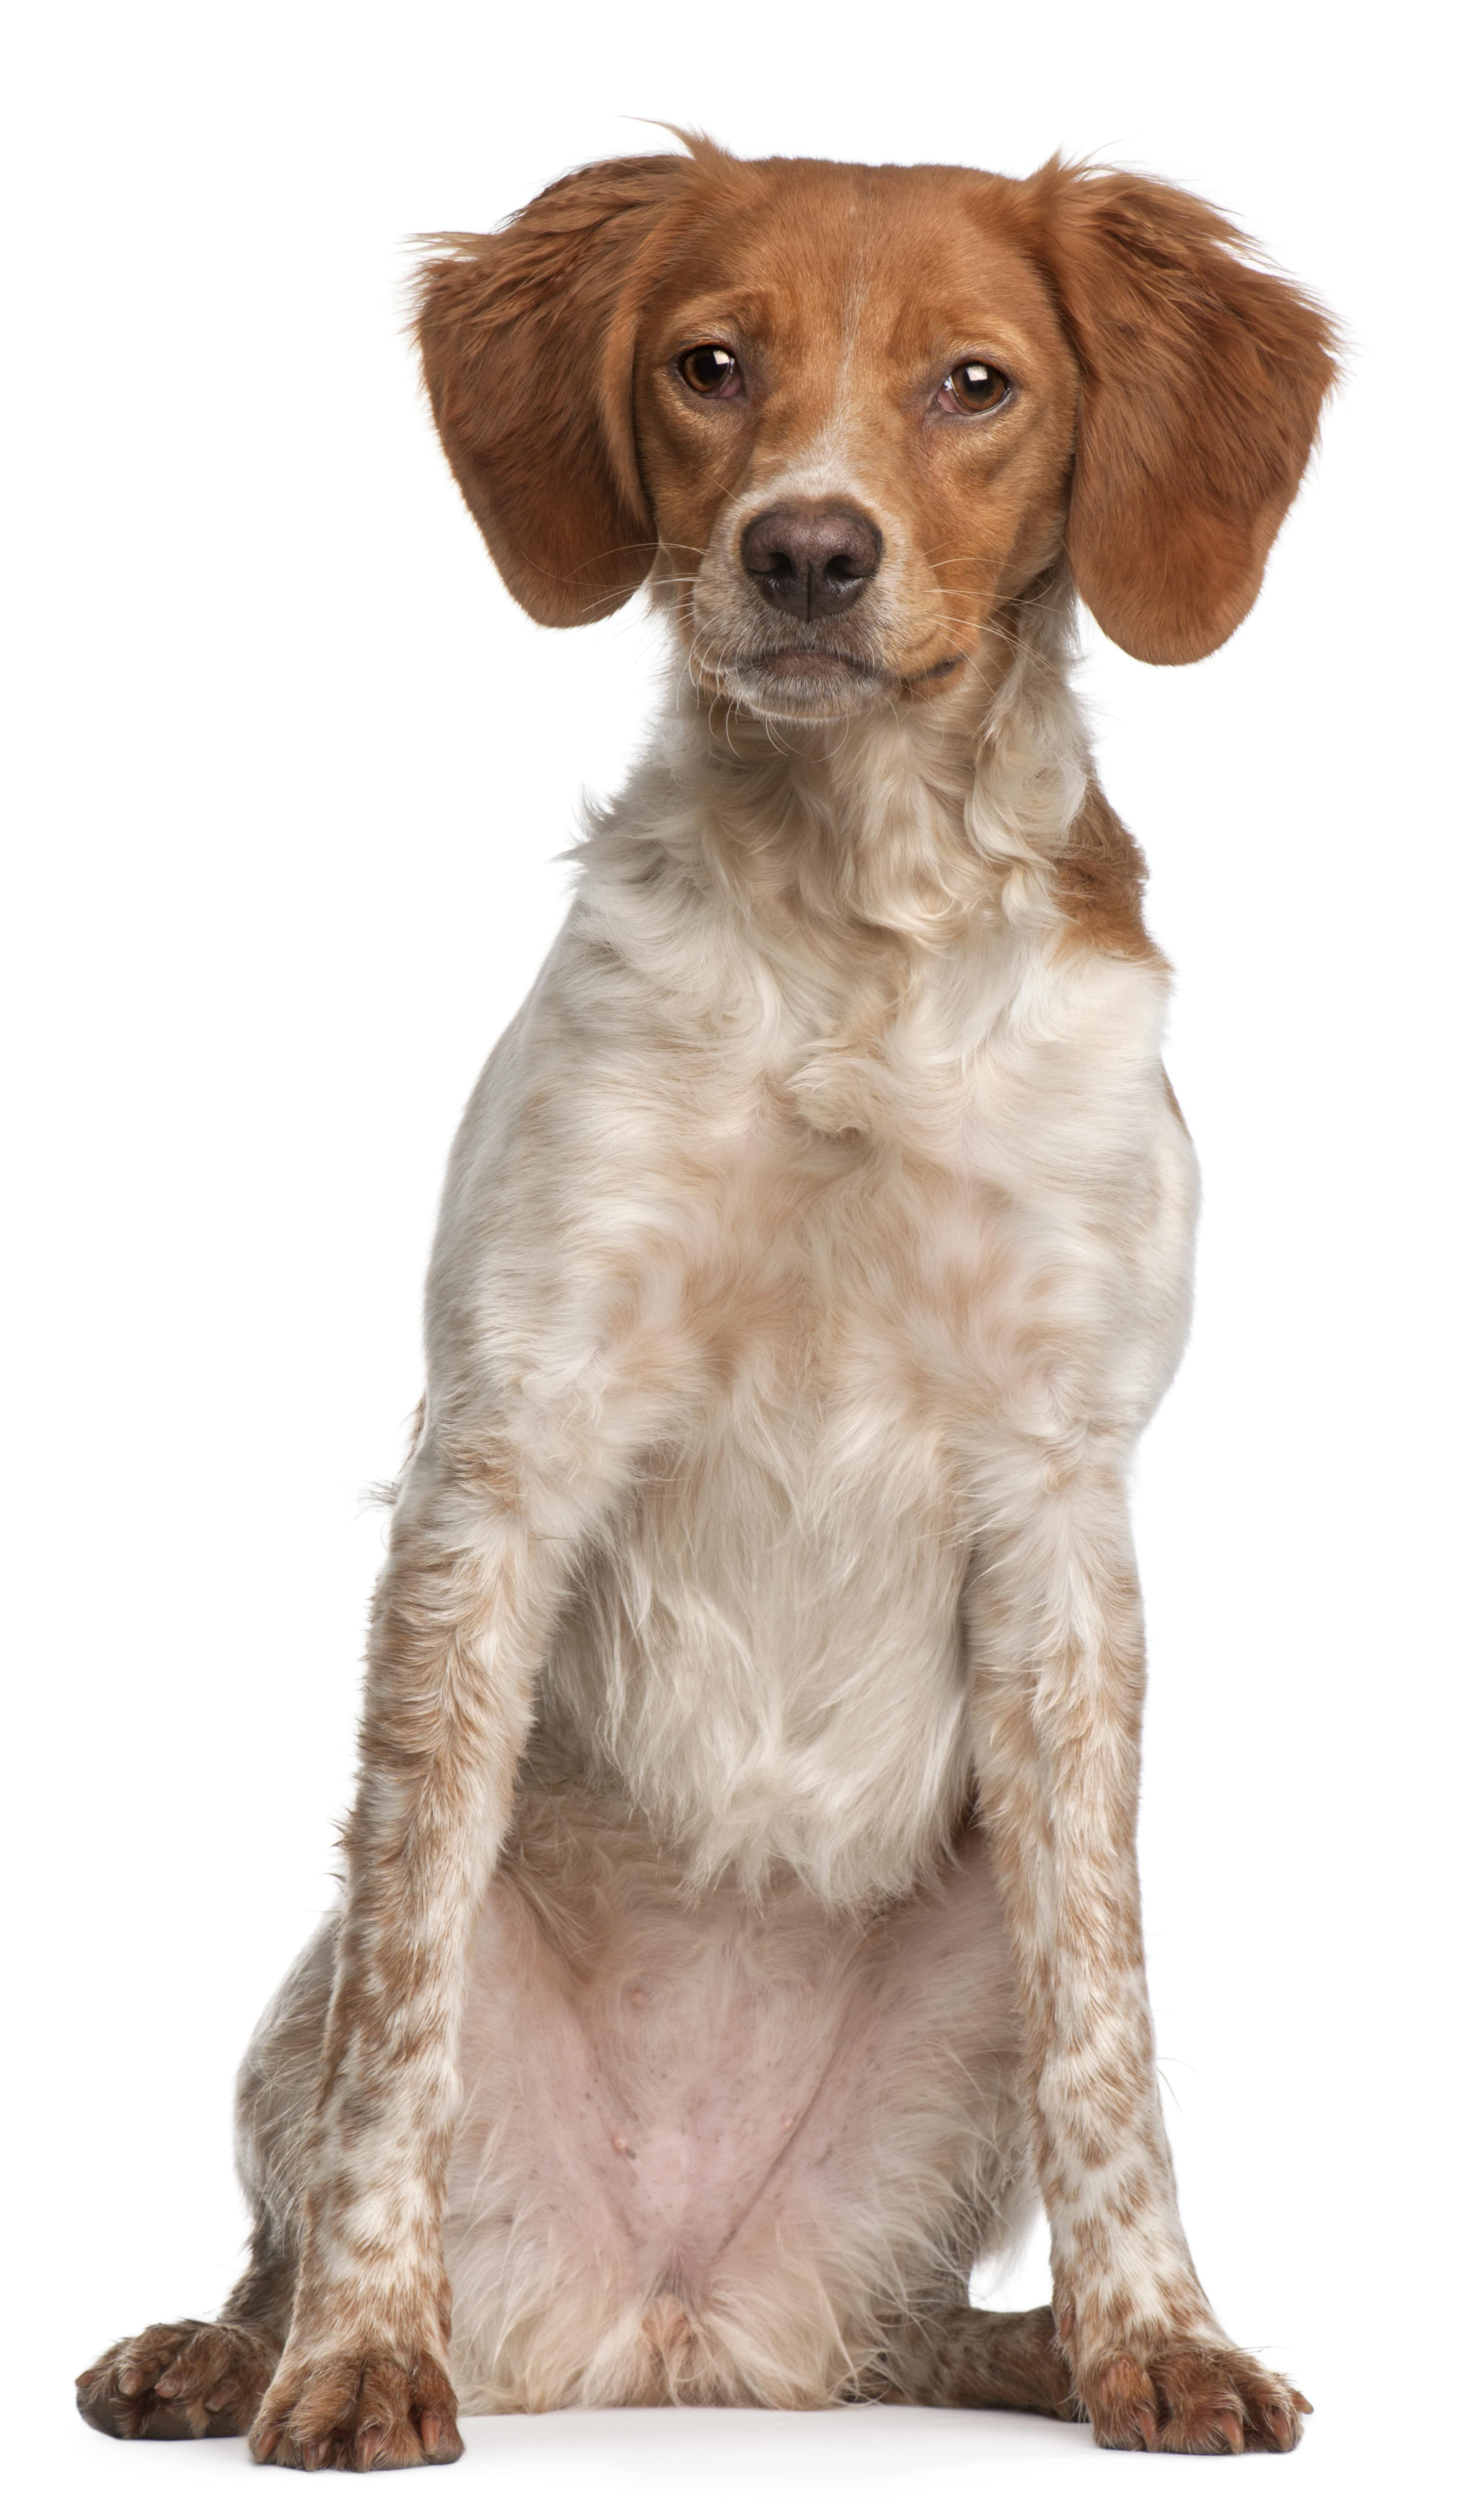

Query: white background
[[5, 3, 1469, 2513]]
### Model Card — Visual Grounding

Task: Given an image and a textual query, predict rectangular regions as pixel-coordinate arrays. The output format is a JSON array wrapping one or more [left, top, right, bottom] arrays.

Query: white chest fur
[[428, 693, 1198, 1914]]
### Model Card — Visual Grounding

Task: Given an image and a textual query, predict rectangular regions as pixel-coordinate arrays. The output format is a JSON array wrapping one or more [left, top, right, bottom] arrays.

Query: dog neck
[[609, 570, 1093, 960]]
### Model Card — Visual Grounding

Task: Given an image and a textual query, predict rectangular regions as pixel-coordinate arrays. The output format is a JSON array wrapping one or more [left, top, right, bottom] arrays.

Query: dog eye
[[679, 344, 742, 397], [940, 360, 1011, 415]]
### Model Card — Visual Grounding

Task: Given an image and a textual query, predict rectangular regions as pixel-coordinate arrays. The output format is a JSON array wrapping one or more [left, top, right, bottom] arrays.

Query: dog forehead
[[641, 159, 1067, 369]]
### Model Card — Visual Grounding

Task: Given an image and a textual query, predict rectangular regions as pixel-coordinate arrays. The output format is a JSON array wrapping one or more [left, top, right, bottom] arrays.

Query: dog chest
[[534, 1125, 1075, 1911], [442, 904, 1193, 1909], [541, 1342, 977, 1909]]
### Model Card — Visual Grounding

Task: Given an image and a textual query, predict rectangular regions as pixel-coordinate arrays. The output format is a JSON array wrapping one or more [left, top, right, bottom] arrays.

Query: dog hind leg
[[882, 2301, 1077, 2419], [77, 1916, 334, 2440]]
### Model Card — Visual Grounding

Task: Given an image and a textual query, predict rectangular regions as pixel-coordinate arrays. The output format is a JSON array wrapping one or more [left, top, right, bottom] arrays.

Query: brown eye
[[942, 359, 1011, 415], [679, 344, 741, 397]]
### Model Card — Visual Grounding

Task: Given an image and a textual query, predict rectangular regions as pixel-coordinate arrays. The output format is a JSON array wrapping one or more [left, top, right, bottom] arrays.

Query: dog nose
[[741, 505, 881, 619]]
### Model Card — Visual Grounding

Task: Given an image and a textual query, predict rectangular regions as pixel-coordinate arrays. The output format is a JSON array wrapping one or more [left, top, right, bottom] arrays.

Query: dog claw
[[250, 2346, 461, 2471], [78, 2318, 280, 2443], [1079, 2339, 1308, 2456]]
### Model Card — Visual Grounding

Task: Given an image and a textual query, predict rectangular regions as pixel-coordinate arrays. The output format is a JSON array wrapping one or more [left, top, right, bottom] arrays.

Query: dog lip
[[746, 648, 873, 677], [728, 648, 967, 687]]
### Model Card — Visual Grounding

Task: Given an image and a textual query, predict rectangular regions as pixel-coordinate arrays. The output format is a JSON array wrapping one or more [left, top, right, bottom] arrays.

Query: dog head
[[418, 142, 1336, 719]]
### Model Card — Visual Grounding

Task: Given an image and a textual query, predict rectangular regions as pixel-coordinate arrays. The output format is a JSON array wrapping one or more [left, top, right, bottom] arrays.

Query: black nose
[[741, 504, 882, 619]]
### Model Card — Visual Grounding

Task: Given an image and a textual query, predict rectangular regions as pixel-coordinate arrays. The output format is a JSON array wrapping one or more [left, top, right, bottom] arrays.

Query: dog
[[77, 137, 1336, 2467]]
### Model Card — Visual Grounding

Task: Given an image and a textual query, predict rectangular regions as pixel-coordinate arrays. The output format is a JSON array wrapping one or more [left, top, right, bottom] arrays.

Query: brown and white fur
[[77, 139, 1335, 2467]]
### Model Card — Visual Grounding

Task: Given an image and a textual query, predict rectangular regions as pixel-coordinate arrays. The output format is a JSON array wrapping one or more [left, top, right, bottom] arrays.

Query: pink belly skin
[[444, 1800, 1029, 2411]]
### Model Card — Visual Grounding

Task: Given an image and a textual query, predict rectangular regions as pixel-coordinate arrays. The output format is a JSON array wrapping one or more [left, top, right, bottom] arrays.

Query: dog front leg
[[249, 1427, 602, 2472], [968, 1457, 1309, 2454]]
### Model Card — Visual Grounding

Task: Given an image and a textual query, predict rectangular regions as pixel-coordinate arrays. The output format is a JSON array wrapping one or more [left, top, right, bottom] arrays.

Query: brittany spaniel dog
[[78, 139, 1335, 2467]]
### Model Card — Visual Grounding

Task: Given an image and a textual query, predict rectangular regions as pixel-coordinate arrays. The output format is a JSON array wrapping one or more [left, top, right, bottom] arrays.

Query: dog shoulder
[[1050, 781, 1162, 970]]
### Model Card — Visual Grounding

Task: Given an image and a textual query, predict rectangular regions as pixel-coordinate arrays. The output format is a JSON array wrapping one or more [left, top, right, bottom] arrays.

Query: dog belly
[[444, 1795, 1026, 2412]]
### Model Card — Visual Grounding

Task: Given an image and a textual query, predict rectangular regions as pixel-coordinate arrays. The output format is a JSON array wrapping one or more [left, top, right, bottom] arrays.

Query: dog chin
[[706, 650, 893, 725]]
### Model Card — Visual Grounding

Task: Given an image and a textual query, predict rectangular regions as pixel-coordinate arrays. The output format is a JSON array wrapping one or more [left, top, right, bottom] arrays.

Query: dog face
[[629, 165, 1080, 721], [418, 144, 1336, 709]]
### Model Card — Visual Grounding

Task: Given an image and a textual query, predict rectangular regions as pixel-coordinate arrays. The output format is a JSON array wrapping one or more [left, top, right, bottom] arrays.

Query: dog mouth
[[756, 648, 872, 679], [703, 643, 967, 714]]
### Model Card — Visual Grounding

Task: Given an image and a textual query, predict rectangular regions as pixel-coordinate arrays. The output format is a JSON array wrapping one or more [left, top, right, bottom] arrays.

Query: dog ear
[[417, 155, 696, 626], [1025, 164, 1339, 664]]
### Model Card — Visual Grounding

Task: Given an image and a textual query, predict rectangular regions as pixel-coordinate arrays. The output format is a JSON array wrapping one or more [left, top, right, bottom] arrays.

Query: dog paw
[[1076, 2339, 1311, 2453], [77, 2318, 280, 2440], [249, 2345, 462, 2470]]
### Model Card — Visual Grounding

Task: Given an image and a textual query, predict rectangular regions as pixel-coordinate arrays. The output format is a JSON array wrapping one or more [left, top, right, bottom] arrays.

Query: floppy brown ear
[[417, 154, 696, 626], [1025, 163, 1339, 664]]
